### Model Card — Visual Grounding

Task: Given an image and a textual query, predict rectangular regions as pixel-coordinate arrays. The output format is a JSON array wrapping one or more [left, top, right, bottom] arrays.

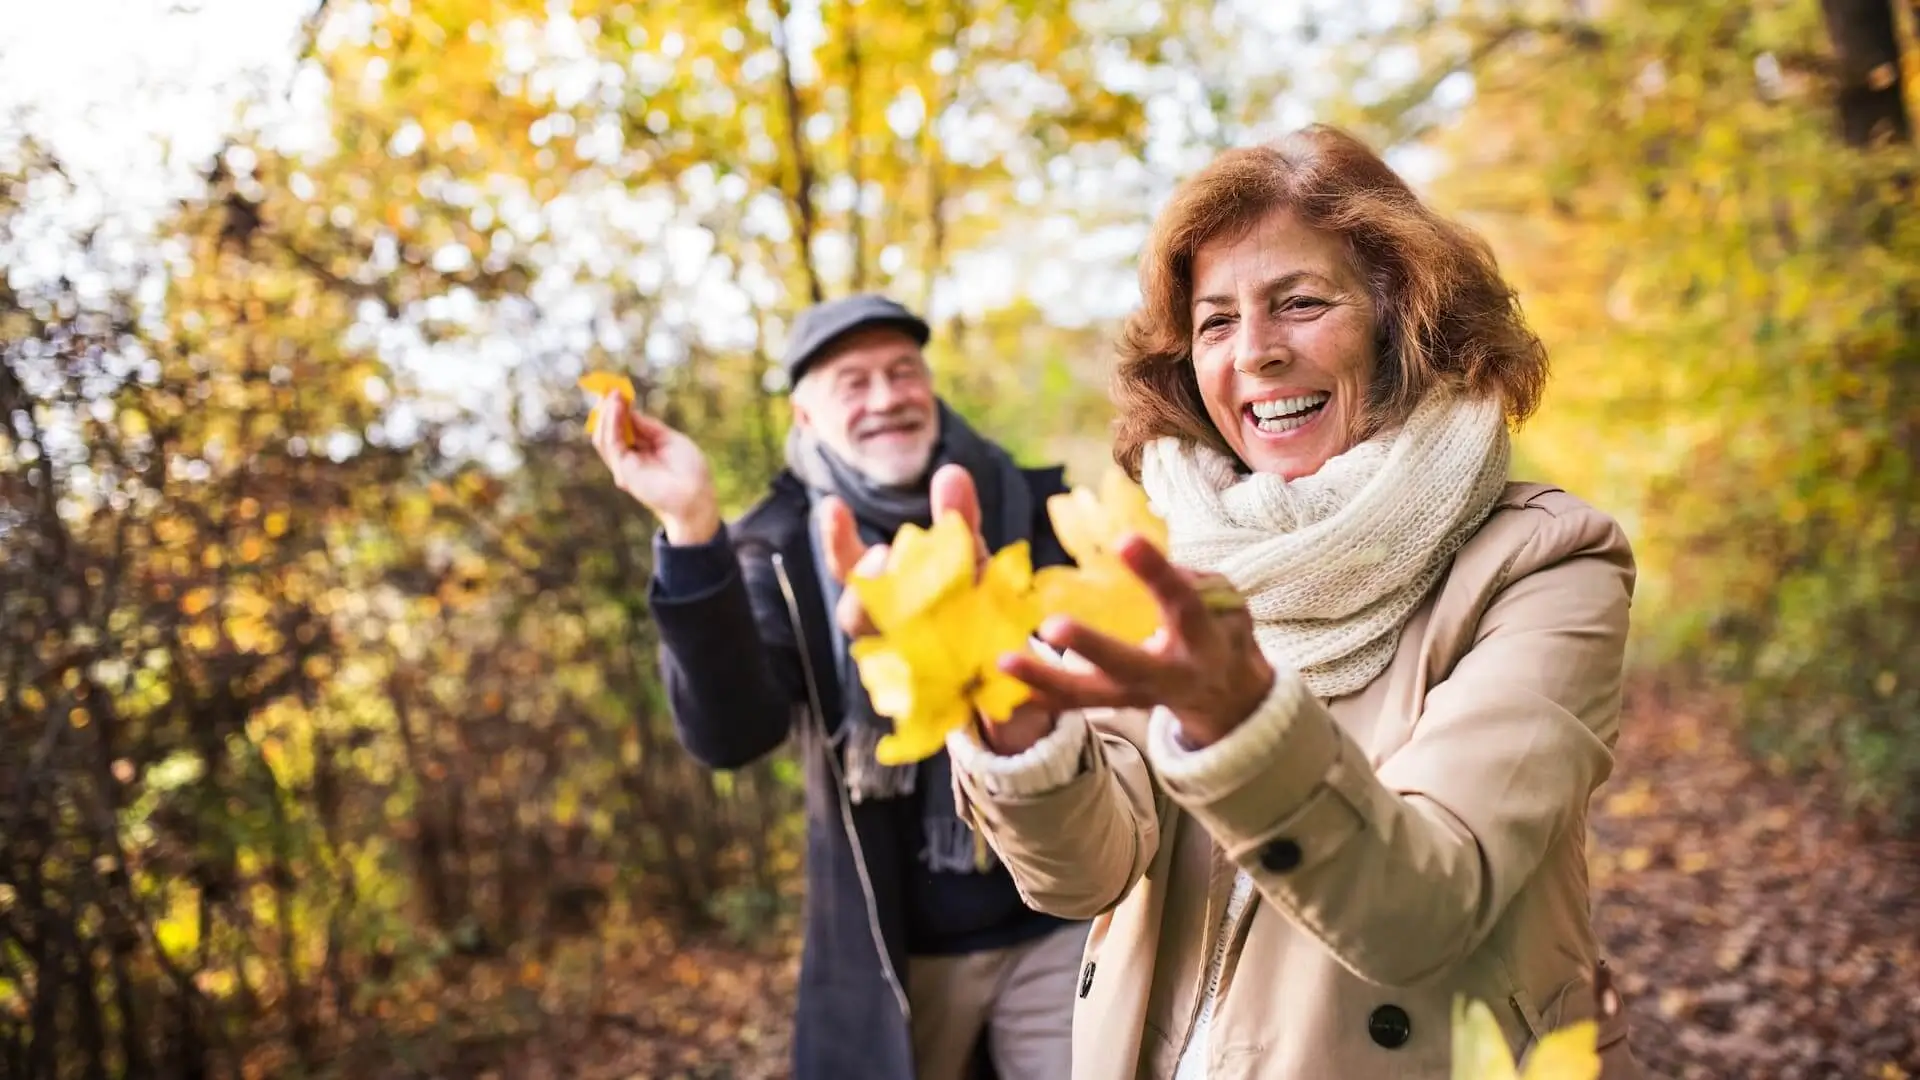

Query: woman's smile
[[1244, 390, 1332, 438]]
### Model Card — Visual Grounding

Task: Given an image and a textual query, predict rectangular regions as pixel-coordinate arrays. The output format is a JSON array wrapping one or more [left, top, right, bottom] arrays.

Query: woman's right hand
[[821, 465, 1061, 756]]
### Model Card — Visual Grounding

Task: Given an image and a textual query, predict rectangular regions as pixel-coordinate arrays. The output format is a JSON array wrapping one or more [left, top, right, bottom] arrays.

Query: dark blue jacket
[[649, 467, 1073, 1080]]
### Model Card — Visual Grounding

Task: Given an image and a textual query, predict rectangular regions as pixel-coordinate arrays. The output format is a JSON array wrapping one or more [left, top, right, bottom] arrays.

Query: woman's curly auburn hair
[[1112, 124, 1548, 478]]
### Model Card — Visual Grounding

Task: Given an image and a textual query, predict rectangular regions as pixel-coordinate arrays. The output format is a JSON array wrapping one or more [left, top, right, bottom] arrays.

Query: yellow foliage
[[1032, 469, 1169, 645], [1452, 998, 1600, 1080], [179, 586, 216, 616], [846, 514, 1040, 765], [847, 471, 1177, 763]]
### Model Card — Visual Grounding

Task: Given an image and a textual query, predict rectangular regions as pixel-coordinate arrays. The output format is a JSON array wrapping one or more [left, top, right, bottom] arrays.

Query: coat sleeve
[[1147, 503, 1634, 989], [649, 526, 807, 770], [947, 706, 1168, 921]]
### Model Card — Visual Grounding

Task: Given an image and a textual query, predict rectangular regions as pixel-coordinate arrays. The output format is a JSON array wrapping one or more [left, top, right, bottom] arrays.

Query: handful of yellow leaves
[[845, 469, 1172, 765]]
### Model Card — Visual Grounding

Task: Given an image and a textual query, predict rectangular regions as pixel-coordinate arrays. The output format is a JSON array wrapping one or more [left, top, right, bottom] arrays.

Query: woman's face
[[1189, 207, 1379, 480]]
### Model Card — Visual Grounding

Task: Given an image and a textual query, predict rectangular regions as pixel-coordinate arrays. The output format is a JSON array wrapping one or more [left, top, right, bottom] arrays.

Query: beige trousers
[[907, 922, 1088, 1080]]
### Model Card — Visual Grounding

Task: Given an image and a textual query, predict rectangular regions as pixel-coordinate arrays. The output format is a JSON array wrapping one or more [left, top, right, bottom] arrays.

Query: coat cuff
[[947, 711, 1090, 798], [1146, 669, 1311, 798], [649, 524, 738, 603], [1149, 668, 1366, 881]]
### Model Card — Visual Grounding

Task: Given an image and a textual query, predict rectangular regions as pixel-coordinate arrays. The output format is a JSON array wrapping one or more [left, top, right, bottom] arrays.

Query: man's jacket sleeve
[[649, 526, 809, 770]]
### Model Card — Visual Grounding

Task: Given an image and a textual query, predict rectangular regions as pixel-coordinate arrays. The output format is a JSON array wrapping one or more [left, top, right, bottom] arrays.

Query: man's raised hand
[[591, 391, 721, 545]]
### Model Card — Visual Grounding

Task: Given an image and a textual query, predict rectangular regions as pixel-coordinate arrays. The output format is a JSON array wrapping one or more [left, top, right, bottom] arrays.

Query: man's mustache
[[852, 407, 931, 439]]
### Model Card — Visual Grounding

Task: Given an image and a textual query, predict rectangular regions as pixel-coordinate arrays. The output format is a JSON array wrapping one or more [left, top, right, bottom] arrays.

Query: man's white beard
[[853, 441, 936, 488]]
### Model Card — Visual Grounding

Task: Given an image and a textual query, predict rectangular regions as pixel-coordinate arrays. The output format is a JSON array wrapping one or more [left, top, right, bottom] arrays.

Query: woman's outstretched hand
[[1000, 536, 1275, 749]]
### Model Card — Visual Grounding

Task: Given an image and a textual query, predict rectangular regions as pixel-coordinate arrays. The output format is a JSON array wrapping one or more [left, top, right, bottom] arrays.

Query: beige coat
[[951, 483, 1644, 1079]]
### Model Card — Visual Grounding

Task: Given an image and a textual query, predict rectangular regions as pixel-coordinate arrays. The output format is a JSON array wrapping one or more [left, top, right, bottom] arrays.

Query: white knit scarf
[[1140, 393, 1511, 699]]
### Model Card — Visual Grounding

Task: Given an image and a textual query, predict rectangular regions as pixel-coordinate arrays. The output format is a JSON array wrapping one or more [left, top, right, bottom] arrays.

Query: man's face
[[792, 327, 939, 488]]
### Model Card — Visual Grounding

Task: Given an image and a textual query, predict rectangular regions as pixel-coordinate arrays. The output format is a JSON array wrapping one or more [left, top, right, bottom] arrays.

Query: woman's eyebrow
[[1194, 269, 1330, 310]]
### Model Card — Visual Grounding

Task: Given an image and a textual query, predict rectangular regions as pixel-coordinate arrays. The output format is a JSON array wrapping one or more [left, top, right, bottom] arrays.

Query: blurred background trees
[[1346, 0, 1920, 827], [2, 0, 1915, 1077]]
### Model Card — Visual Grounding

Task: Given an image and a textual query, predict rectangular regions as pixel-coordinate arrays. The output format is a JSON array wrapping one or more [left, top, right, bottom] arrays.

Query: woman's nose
[[1232, 318, 1287, 375]]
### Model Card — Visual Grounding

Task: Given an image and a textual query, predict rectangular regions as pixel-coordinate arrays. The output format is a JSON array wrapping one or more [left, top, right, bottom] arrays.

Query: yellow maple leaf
[[852, 514, 979, 633], [1451, 998, 1601, 1080], [578, 372, 636, 441], [1049, 467, 1170, 556], [848, 514, 1041, 765], [1032, 469, 1170, 645]]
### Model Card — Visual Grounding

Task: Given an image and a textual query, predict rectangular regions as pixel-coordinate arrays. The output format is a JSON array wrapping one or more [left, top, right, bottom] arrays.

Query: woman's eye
[[1282, 296, 1328, 313], [1197, 315, 1233, 337]]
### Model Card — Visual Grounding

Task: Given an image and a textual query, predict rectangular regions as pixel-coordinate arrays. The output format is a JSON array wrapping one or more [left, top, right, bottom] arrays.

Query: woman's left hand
[[1001, 536, 1276, 749]]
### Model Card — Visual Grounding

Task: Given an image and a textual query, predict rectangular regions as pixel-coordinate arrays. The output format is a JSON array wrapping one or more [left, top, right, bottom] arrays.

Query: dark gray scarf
[[787, 400, 1032, 873]]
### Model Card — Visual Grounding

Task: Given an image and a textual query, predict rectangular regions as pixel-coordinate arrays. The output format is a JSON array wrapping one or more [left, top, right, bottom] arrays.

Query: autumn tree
[[1347, 0, 1920, 828], [2, 2, 1236, 1075]]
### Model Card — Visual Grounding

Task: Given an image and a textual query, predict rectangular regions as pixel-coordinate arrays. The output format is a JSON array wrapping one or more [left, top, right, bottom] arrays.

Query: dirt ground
[[549, 688, 1920, 1080]]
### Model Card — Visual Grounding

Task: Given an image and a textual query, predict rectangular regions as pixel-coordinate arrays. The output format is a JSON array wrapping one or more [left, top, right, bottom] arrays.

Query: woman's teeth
[[1249, 392, 1329, 433]]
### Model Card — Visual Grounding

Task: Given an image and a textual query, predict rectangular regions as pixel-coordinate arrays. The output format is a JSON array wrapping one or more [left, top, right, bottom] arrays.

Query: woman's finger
[[1118, 534, 1222, 647], [1034, 616, 1184, 694], [998, 652, 1147, 713]]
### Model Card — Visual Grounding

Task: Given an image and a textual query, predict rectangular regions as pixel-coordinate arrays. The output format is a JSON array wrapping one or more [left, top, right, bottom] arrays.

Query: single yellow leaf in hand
[[1048, 467, 1170, 563], [1034, 469, 1170, 644], [1031, 560, 1161, 645], [578, 371, 637, 439], [579, 372, 635, 397]]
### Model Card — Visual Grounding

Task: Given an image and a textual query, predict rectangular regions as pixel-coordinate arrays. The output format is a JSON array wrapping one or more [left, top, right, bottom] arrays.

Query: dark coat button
[[1078, 961, 1096, 999], [1368, 1004, 1413, 1049], [1258, 838, 1303, 873]]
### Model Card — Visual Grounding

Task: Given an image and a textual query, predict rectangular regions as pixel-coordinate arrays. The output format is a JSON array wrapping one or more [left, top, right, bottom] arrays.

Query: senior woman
[[828, 125, 1642, 1079]]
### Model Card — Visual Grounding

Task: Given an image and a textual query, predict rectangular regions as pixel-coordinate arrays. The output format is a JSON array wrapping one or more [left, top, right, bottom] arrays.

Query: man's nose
[[867, 374, 911, 411]]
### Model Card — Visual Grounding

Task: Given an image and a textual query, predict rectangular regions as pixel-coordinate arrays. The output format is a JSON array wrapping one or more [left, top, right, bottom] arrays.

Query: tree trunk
[[1821, 0, 1913, 146], [263, 765, 316, 1073], [843, 0, 868, 291], [768, 0, 826, 304], [920, 16, 961, 314], [22, 859, 59, 1080]]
